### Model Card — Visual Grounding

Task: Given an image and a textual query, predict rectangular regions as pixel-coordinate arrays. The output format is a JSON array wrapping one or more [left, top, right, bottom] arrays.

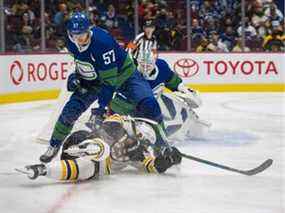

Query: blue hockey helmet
[[66, 12, 90, 35]]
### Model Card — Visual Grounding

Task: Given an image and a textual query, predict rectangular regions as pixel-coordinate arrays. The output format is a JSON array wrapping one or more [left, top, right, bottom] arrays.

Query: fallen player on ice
[[18, 114, 182, 181]]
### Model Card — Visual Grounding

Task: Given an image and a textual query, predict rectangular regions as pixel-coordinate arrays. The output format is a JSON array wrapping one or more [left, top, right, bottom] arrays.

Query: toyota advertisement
[[0, 53, 284, 95], [161, 53, 284, 84]]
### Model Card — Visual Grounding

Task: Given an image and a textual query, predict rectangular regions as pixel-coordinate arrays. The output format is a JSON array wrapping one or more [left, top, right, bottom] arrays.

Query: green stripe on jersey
[[98, 67, 118, 87], [117, 55, 136, 87], [110, 96, 136, 115], [52, 121, 72, 141], [98, 55, 135, 88], [165, 73, 182, 91]]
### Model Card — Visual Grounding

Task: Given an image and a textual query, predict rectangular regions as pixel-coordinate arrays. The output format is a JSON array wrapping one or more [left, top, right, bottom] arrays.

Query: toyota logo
[[174, 58, 199, 78], [10, 60, 24, 85]]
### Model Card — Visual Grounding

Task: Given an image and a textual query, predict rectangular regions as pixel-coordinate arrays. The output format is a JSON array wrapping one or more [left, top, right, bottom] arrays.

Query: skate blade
[[14, 168, 29, 175]]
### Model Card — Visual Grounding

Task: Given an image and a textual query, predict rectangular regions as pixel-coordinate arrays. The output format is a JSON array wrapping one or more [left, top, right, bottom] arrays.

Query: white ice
[[0, 93, 284, 213]]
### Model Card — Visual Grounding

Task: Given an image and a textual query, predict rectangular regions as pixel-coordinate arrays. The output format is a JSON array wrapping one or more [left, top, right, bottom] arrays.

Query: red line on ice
[[47, 184, 77, 213]]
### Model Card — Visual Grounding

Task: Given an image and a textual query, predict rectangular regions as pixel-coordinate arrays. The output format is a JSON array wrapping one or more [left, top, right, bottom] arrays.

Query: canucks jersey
[[147, 58, 182, 92], [110, 58, 182, 115], [66, 26, 136, 107]]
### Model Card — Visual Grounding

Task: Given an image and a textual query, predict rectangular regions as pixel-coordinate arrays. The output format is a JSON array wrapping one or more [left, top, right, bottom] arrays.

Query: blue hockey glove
[[67, 73, 81, 92], [86, 107, 106, 131]]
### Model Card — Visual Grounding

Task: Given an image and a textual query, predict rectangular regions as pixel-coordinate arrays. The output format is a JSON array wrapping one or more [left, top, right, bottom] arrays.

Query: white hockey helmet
[[137, 51, 158, 80]]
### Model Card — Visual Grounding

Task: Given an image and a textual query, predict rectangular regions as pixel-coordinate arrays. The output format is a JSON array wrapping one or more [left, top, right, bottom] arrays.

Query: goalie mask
[[137, 51, 158, 80]]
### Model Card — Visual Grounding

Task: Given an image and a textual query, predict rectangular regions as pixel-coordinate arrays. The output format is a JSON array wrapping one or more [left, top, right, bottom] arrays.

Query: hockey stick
[[178, 151, 273, 176], [150, 120, 273, 176]]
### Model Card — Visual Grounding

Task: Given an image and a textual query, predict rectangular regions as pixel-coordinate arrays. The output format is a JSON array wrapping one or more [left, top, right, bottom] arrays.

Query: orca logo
[[10, 60, 24, 85], [174, 58, 199, 78]]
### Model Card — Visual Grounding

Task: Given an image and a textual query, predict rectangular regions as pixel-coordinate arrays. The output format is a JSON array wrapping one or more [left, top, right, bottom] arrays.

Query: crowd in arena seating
[[3, 0, 285, 52]]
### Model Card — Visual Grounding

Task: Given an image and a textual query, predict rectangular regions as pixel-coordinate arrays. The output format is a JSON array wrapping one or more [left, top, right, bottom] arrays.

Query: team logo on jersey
[[90, 53, 96, 62], [10, 60, 24, 85], [75, 59, 97, 80], [174, 58, 199, 78]]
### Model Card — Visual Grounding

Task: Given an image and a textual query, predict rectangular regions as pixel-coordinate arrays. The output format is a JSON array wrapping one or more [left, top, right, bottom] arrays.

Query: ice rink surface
[[0, 92, 284, 213]]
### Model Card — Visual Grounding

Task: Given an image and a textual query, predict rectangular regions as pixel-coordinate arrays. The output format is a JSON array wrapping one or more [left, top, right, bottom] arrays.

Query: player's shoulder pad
[[90, 27, 116, 54]]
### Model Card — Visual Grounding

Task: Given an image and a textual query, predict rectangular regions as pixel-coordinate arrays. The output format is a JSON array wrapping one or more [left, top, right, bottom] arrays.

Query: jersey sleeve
[[158, 59, 182, 91], [93, 39, 120, 108], [165, 72, 182, 91]]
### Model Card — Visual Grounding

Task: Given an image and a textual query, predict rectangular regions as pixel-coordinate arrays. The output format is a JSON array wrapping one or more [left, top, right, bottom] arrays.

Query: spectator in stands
[[219, 16, 235, 34], [232, 37, 251, 52], [53, 3, 69, 37], [101, 4, 118, 29], [143, 1, 157, 20], [265, 4, 284, 25], [196, 37, 210, 52], [218, 26, 236, 51], [251, 0, 269, 37], [11, 1, 29, 16], [206, 31, 221, 52], [21, 12, 34, 50], [55, 39, 68, 52], [199, 0, 222, 25], [203, 16, 220, 36], [192, 18, 206, 40], [237, 17, 257, 38], [3, 0, 284, 52], [53, 3, 68, 26], [263, 25, 284, 51]]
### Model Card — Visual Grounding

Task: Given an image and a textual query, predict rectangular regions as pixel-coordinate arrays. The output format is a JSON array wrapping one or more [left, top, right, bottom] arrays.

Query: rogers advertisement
[[0, 54, 74, 94], [160, 53, 284, 84]]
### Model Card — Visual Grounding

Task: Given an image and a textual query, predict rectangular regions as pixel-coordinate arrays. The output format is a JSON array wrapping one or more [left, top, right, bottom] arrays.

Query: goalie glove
[[175, 83, 202, 108]]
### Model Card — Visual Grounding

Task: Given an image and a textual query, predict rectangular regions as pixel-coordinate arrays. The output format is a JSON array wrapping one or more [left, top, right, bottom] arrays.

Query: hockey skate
[[40, 145, 60, 163], [15, 164, 47, 180]]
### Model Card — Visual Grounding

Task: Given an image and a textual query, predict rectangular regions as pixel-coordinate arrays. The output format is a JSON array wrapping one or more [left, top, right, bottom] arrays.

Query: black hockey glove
[[154, 146, 182, 173], [67, 73, 81, 92], [125, 140, 146, 162], [86, 107, 106, 131]]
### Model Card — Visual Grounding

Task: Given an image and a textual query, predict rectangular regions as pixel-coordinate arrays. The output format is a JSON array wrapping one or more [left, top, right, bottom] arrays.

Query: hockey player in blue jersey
[[110, 51, 202, 118], [40, 12, 166, 163]]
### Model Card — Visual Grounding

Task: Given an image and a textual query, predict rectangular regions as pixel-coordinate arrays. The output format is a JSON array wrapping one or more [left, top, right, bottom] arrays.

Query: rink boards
[[0, 52, 284, 104]]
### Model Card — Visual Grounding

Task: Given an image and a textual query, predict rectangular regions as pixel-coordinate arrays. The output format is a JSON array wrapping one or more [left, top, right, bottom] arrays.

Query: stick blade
[[242, 159, 273, 176]]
